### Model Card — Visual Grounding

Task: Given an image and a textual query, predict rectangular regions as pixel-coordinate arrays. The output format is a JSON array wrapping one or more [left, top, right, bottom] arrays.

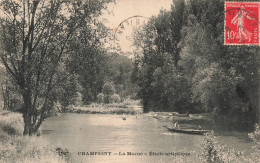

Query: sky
[[101, 0, 173, 53]]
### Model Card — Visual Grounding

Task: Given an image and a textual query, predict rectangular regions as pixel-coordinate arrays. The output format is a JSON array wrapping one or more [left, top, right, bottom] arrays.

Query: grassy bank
[[64, 100, 143, 115], [1, 110, 259, 163], [0, 111, 72, 163]]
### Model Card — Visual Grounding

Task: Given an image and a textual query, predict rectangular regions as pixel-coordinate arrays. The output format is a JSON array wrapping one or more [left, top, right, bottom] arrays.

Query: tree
[[132, 5, 190, 112], [105, 53, 137, 99], [0, 0, 112, 135], [96, 93, 104, 103], [66, 18, 109, 104], [109, 94, 121, 103], [132, 0, 259, 126], [102, 82, 115, 104], [179, 0, 259, 126]]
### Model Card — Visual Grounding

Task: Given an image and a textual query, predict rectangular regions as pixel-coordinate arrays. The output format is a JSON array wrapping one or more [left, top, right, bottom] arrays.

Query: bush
[[102, 82, 115, 104], [0, 111, 71, 163], [109, 94, 121, 103], [199, 131, 246, 163], [73, 92, 82, 106], [102, 82, 115, 96], [122, 99, 141, 105], [0, 136, 69, 163], [0, 111, 24, 135], [97, 93, 104, 103], [248, 124, 260, 163], [64, 104, 76, 112], [48, 101, 63, 117]]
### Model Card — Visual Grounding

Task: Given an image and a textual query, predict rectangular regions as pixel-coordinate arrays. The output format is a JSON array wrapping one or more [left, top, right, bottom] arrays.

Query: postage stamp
[[225, 2, 259, 46]]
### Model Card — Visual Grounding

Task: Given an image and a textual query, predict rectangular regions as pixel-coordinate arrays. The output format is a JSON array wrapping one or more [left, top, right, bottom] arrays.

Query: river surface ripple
[[39, 113, 254, 163]]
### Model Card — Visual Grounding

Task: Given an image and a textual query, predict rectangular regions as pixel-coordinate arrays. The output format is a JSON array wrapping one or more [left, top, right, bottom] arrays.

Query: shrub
[[48, 101, 63, 117], [122, 99, 141, 105], [0, 111, 24, 135], [109, 94, 121, 103], [97, 93, 104, 103], [102, 82, 115, 104], [73, 92, 83, 106], [248, 124, 260, 163], [0, 111, 71, 163], [199, 131, 245, 163], [54, 101, 63, 112], [102, 82, 115, 96], [65, 104, 76, 112], [0, 136, 69, 163]]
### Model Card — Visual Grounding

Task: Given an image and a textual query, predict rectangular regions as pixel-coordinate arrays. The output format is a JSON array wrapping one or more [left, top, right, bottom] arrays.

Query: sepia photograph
[[0, 0, 259, 162]]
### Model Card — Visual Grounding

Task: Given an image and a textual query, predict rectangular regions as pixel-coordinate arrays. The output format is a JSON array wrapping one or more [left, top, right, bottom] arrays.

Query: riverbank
[[63, 102, 143, 115], [0, 111, 72, 163], [1, 110, 259, 162]]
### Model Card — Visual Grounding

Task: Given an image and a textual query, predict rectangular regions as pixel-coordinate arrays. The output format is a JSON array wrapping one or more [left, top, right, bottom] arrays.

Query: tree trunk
[[23, 113, 32, 135], [22, 91, 34, 135]]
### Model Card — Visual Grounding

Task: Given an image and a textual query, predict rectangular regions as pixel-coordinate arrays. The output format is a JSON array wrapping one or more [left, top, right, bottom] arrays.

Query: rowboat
[[171, 112, 189, 117], [175, 114, 189, 117], [164, 126, 210, 135]]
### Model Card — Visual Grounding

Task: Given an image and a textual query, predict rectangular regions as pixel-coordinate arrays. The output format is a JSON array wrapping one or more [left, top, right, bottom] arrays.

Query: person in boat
[[198, 125, 202, 130], [174, 122, 179, 129]]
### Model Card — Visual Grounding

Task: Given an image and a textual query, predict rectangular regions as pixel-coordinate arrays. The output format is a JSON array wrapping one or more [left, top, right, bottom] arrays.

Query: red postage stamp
[[225, 2, 259, 46]]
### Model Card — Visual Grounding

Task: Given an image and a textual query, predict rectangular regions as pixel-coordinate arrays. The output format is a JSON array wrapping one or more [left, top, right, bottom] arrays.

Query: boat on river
[[164, 126, 210, 135], [171, 112, 189, 117], [175, 114, 189, 117]]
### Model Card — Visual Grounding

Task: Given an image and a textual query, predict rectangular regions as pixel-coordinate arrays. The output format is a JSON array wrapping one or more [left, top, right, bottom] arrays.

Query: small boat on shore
[[153, 113, 158, 118], [175, 114, 189, 117], [171, 112, 189, 117], [164, 126, 210, 135]]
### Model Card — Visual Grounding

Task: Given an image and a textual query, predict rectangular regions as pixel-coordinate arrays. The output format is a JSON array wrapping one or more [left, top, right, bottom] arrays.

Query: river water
[[39, 113, 254, 163]]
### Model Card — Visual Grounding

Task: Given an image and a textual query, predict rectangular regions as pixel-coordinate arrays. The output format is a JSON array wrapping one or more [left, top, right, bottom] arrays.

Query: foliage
[[109, 94, 121, 103], [53, 72, 83, 107], [199, 125, 260, 163], [132, 2, 194, 113], [102, 82, 115, 104], [199, 131, 246, 163], [105, 53, 138, 99], [248, 124, 260, 162], [0, 135, 69, 163], [0, 111, 24, 135], [122, 99, 141, 106], [66, 19, 109, 104], [97, 93, 104, 103], [0, 111, 71, 163], [179, 0, 259, 124], [0, 69, 22, 111], [102, 82, 115, 96], [0, 0, 113, 135], [132, 0, 259, 126]]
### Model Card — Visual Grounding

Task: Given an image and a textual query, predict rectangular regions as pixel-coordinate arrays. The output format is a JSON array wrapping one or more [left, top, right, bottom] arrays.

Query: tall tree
[[179, 0, 259, 126], [0, 0, 112, 135], [133, 4, 190, 112], [66, 19, 109, 104]]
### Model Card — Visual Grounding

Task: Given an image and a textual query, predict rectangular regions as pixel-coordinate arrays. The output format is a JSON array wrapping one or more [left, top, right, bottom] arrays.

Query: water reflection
[[40, 113, 253, 163]]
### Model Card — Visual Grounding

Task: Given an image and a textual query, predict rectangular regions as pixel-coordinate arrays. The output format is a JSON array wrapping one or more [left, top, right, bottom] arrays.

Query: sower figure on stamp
[[231, 5, 254, 42]]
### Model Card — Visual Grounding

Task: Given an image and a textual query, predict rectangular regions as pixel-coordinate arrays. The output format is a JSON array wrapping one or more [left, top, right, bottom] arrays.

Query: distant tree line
[[132, 0, 259, 127]]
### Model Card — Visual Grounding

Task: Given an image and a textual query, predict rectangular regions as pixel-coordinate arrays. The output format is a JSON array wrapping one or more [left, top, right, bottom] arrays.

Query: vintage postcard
[[0, 0, 259, 163]]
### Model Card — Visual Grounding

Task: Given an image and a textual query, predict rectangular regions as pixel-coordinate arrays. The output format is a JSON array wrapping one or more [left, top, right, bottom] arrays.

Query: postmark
[[225, 2, 259, 46], [113, 15, 149, 53]]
